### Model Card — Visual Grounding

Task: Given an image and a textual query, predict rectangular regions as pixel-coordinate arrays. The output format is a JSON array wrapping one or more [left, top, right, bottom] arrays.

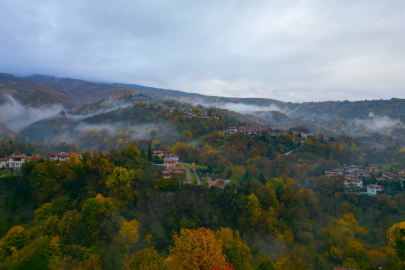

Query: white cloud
[[1, 0, 405, 102]]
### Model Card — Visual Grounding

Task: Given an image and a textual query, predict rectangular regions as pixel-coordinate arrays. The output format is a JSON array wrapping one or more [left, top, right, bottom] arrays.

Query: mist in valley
[[0, 95, 63, 132]]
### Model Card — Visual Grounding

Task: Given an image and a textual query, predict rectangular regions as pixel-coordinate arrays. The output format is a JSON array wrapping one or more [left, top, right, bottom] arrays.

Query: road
[[181, 162, 202, 185]]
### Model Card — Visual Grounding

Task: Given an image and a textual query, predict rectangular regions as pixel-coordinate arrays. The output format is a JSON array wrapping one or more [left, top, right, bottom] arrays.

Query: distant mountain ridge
[[25, 75, 140, 105], [113, 82, 291, 109], [2, 72, 405, 121], [0, 73, 75, 108]]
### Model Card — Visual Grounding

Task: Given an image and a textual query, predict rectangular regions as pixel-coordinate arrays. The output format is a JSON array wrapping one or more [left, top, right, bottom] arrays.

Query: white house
[[0, 158, 7, 169], [50, 152, 72, 162], [344, 179, 363, 188], [163, 154, 179, 161], [6, 154, 30, 169], [367, 184, 384, 195]]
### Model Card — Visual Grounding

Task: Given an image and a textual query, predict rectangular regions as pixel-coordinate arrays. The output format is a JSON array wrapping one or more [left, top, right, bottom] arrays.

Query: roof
[[164, 159, 178, 163], [367, 184, 384, 188], [6, 155, 30, 159], [161, 170, 172, 174], [0, 158, 7, 161], [153, 151, 165, 153]]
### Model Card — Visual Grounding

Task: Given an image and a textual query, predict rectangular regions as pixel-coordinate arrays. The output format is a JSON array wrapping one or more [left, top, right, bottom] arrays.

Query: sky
[[1, 0, 405, 102]]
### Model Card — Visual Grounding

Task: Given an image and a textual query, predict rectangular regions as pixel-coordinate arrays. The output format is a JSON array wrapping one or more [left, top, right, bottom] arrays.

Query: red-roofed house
[[164, 159, 178, 168], [50, 152, 72, 162], [367, 184, 384, 195], [6, 154, 30, 169]]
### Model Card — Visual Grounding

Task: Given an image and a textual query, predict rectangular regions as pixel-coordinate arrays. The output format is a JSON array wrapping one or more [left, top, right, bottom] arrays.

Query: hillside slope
[[0, 73, 76, 108], [26, 75, 141, 105]]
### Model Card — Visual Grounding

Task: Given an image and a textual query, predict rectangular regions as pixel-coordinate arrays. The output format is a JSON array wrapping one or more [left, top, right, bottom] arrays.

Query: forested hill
[[4, 72, 405, 120], [0, 73, 76, 108], [25, 75, 141, 105], [113, 82, 291, 109], [289, 98, 405, 119]]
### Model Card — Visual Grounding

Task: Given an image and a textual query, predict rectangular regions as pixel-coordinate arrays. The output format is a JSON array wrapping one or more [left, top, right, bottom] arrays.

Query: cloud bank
[[1, 0, 405, 102]]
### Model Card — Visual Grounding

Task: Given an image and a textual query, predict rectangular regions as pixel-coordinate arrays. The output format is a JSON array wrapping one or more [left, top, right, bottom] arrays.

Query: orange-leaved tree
[[168, 228, 227, 270]]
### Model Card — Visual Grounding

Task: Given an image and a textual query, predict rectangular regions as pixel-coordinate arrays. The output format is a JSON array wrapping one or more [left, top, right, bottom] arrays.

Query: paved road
[[181, 163, 202, 185], [183, 165, 193, 184]]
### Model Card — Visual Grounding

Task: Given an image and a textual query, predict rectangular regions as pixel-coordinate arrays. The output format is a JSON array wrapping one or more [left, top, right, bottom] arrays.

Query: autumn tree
[[215, 227, 252, 270], [168, 228, 227, 270]]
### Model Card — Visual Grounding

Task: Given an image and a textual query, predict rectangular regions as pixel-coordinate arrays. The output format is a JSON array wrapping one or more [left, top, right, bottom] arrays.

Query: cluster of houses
[[325, 165, 405, 195], [204, 176, 231, 189], [222, 125, 273, 136], [153, 151, 185, 179], [0, 151, 109, 170], [221, 125, 331, 141], [184, 111, 214, 119], [289, 130, 331, 141]]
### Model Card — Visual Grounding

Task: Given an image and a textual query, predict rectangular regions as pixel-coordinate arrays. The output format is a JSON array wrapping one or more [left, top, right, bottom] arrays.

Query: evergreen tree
[[258, 171, 266, 184], [147, 143, 152, 161], [207, 164, 213, 174], [242, 170, 252, 182]]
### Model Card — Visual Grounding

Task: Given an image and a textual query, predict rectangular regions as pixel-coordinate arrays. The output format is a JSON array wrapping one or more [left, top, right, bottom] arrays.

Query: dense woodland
[[2, 125, 405, 269], [3, 73, 405, 269]]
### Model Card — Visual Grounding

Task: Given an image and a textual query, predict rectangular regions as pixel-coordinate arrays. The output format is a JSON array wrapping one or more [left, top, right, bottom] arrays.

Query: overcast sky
[[1, 0, 405, 102]]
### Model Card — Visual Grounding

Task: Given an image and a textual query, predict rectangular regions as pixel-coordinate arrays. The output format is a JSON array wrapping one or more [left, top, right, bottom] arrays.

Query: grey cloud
[[1, 0, 405, 102]]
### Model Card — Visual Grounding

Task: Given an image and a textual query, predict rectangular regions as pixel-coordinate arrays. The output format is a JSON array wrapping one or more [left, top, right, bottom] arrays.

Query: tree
[[119, 219, 140, 246], [258, 171, 266, 184], [393, 228, 405, 268], [215, 228, 252, 270], [125, 247, 165, 270], [267, 207, 278, 234], [207, 164, 213, 173], [247, 193, 262, 226], [253, 254, 276, 270], [168, 228, 227, 270]]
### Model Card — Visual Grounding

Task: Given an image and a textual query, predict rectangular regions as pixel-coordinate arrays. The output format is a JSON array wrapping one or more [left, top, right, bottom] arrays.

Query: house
[[164, 159, 178, 168], [399, 169, 405, 174], [6, 154, 30, 170], [382, 172, 393, 179], [353, 170, 370, 177], [367, 184, 384, 195], [163, 154, 179, 161], [161, 166, 185, 178], [152, 151, 165, 158], [50, 152, 72, 162], [332, 169, 344, 175], [325, 171, 335, 178], [29, 155, 47, 160], [366, 167, 381, 172], [208, 179, 231, 189], [0, 158, 7, 169], [344, 179, 363, 188]]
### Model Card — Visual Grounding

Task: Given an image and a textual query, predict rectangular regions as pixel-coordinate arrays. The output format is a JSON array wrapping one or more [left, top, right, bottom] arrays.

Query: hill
[[0, 73, 76, 108], [26, 75, 141, 105], [113, 82, 291, 109]]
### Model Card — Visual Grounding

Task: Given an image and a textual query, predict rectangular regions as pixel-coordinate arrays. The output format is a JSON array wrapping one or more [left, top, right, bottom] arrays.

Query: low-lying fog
[[0, 95, 63, 132]]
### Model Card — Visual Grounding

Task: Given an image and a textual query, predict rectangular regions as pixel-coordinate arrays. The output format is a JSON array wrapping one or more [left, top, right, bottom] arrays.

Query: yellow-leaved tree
[[119, 219, 140, 246], [168, 228, 227, 270]]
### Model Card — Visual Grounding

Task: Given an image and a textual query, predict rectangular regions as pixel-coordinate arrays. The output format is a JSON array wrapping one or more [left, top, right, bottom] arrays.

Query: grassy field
[[185, 163, 207, 170], [370, 164, 392, 171], [190, 130, 217, 147]]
